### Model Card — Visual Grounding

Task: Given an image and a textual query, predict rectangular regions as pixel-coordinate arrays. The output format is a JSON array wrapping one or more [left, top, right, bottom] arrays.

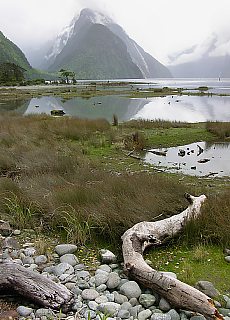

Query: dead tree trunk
[[0, 263, 73, 312], [122, 194, 222, 320]]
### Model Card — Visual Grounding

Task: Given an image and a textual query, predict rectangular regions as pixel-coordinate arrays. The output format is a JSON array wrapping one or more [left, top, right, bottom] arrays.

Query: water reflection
[[145, 141, 230, 177], [1, 92, 230, 123], [133, 95, 230, 122]]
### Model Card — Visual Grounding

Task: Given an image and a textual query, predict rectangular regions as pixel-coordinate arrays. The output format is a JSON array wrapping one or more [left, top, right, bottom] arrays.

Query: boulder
[[120, 281, 142, 299], [195, 280, 220, 298], [55, 244, 78, 256]]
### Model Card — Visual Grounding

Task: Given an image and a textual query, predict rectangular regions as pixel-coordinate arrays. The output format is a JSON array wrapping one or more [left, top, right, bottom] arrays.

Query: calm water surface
[[145, 141, 230, 177], [1, 78, 230, 122]]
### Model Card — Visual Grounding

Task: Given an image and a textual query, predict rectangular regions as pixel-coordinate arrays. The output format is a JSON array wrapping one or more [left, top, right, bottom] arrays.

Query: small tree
[[59, 69, 76, 84]]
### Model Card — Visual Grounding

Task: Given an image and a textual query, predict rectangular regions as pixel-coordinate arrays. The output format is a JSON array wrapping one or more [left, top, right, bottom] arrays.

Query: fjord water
[[1, 78, 230, 122]]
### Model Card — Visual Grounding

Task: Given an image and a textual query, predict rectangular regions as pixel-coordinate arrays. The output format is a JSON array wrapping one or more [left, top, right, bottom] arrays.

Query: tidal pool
[[145, 141, 230, 177]]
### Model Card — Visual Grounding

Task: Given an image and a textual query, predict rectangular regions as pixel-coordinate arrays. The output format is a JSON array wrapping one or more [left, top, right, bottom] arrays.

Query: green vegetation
[[146, 244, 230, 293], [0, 31, 31, 70], [206, 121, 230, 139], [0, 112, 229, 292], [0, 62, 25, 85]]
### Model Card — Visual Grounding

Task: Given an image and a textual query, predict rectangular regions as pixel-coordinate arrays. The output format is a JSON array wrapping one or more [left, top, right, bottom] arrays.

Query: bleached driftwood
[[0, 263, 73, 311], [122, 193, 222, 320]]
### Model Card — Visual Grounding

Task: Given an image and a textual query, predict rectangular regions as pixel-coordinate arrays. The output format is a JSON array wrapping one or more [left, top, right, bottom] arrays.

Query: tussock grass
[[122, 119, 191, 129], [0, 114, 228, 247], [182, 191, 230, 247], [206, 121, 230, 139]]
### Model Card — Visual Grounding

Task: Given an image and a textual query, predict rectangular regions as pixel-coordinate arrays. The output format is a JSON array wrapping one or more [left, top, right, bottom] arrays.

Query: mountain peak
[[79, 8, 113, 25]]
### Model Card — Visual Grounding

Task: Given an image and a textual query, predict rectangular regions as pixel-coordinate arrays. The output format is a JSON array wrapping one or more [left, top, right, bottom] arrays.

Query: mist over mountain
[[168, 34, 230, 78], [40, 8, 172, 79], [0, 31, 31, 70]]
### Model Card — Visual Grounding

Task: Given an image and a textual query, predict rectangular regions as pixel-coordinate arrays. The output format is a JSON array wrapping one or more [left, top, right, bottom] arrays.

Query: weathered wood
[[122, 194, 222, 320], [0, 263, 73, 312]]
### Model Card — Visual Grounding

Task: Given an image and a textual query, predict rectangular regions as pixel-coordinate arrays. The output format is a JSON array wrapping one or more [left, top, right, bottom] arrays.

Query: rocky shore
[[0, 222, 230, 320]]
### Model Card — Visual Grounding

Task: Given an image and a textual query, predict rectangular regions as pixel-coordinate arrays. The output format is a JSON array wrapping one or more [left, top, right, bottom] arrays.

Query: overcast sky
[[0, 0, 229, 65]]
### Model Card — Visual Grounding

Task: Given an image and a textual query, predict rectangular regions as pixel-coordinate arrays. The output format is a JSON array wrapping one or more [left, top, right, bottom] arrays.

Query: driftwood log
[[0, 263, 73, 311], [122, 193, 222, 320]]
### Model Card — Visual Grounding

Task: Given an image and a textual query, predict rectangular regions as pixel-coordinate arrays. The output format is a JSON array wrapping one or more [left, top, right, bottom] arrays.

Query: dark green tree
[[0, 62, 25, 84], [59, 69, 76, 84]]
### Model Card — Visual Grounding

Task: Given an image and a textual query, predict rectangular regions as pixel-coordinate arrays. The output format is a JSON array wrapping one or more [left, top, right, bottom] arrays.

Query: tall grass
[[206, 121, 230, 139], [182, 191, 230, 247], [0, 114, 228, 246], [123, 119, 191, 129]]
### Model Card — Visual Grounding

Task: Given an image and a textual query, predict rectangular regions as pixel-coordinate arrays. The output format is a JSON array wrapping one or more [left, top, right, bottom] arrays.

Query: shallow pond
[[145, 141, 230, 177], [1, 93, 230, 123]]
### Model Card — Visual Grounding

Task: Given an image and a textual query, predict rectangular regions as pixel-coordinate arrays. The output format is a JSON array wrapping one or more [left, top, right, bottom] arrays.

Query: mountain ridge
[[42, 8, 172, 79]]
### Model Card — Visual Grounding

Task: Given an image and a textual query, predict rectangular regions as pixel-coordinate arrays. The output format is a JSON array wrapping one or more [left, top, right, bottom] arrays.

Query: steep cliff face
[[42, 8, 172, 79], [0, 31, 31, 70]]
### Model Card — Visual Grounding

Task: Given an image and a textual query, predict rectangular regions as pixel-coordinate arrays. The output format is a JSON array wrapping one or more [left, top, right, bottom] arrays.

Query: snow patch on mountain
[[45, 16, 77, 61]]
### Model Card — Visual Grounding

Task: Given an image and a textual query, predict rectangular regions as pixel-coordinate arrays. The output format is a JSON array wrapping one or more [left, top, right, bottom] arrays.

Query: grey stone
[[195, 280, 220, 298], [54, 262, 74, 276], [117, 278, 129, 289], [23, 247, 36, 256], [13, 229, 21, 235], [2, 237, 20, 249], [22, 256, 34, 265], [151, 314, 171, 320], [179, 311, 188, 320], [214, 300, 222, 308], [34, 255, 48, 265], [35, 308, 55, 318], [129, 297, 138, 306], [159, 298, 171, 312], [65, 282, 75, 290], [95, 271, 109, 286], [74, 263, 85, 271], [71, 285, 82, 296], [43, 265, 55, 274], [106, 293, 115, 302], [78, 280, 90, 289], [88, 301, 98, 311], [55, 244, 78, 256], [219, 309, 230, 317], [84, 310, 97, 319], [130, 305, 142, 318], [120, 302, 132, 310], [17, 306, 33, 317], [0, 220, 12, 236], [82, 289, 99, 300], [76, 270, 90, 280], [120, 281, 142, 299], [98, 264, 112, 273], [96, 284, 107, 292], [107, 272, 121, 289], [110, 263, 119, 269], [95, 295, 109, 304], [139, 294, 156, 308], [190, 316, 206, 320], [117, 309, 130, 318], [60, 253, 79, 266], [152, 309, 163, 314], [98, 302, 121, 316], [72, 300, 83, 311], [114, 291, 128, 304], [225, 256, 230, 263], [223, 295, 230, 309], [100, 249, 117, 264], [167, 309, 180, 320], [138, 309, 152, 320]]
